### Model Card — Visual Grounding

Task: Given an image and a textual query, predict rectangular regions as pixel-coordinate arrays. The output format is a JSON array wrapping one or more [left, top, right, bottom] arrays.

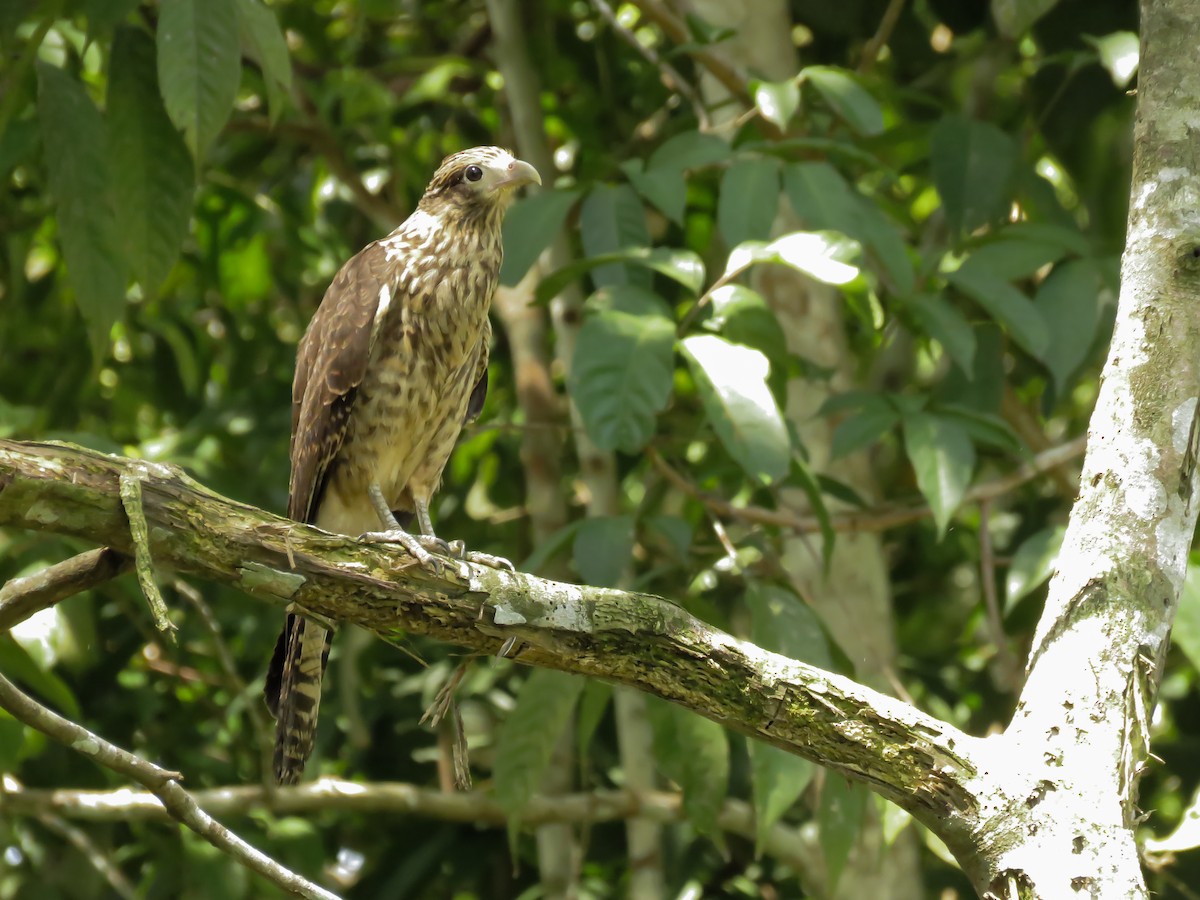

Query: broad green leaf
[[1175, 563, 1200, 672], [831, 402, 901, 459], [157, 0, 241, 162], [707, 285, 789, 401], [933, 405, 1024, 455], [536, 247, 704, 304], [519, 519, 581, 573], [718, 158, 781, 248], [647, 131, 731, 173], [905, 294, 976, 372], [750, 742, 813, 854], [727, 231, 860, 285], [108, 27, 195, 294], [790, 455, 837, 570], [752, 78, 800, 129], [1036, 259, 1106, 391], [499, 188, 580, 286], [0, 711, 25, 772], [820, 777, 867, 892], [682, 335, 790, 484], [494, 669, 586, 817], [745, 581, 832, 668], [85, 0, 140, 35], [992, 0, 1062, 38], [580, 183, 651, 288], [1000, 221, 1093, 256], [930, 115, 1018, 237], [1085, 31, 1140, 89], [902, 413, 975, 535], [1005, 525, 1066, 611], [235, 0, 293, 121], [621, 158, 686, 225], [568, 286, 675, 453], [0, 635, 80, 718], [800, 66, 883, 136], [648, 698, 730, 835], [849, 197, 915, 295], [948, 264, 1048, 358], [36, 62, 127, 361], [960, 239, 1065, 281], [572, 515, 635, 587]]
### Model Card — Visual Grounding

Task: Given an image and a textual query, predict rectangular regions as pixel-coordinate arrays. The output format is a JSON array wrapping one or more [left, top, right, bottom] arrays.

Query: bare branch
[[33, 809, 138, 900], [0, 662, 340, 900], [0, 547, 130, 631]]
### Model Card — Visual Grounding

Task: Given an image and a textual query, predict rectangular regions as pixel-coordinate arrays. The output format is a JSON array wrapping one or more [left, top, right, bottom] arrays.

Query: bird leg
[[359, 483, 463, 576], [414, 497, 514, 573]]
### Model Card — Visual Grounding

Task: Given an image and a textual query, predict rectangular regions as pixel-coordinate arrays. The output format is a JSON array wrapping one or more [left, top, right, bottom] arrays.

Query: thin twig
[[35, 810, 138, 900], [591, 0, 711, 129], [0, 547, 130, 631], [858, 0, 908, 74], [0, 671, 340, 900], [118, 473, 176, 637], [649, 437, 1087, 535], [978, 500, 1021, 692]]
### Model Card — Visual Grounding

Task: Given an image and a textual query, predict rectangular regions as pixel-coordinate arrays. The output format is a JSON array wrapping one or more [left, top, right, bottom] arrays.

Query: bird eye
[[464, 165, 483, 182]]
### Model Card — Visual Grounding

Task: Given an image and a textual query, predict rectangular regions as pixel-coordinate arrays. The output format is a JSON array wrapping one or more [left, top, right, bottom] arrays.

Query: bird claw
[[359, 529, 457, 576]]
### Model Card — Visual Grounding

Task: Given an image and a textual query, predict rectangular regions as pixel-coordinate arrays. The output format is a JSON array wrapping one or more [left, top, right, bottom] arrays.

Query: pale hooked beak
[[495, 158, 541, 190]]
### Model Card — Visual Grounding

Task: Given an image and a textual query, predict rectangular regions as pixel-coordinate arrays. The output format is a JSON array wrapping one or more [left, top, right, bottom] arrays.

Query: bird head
[[419, 147, 541, 220]]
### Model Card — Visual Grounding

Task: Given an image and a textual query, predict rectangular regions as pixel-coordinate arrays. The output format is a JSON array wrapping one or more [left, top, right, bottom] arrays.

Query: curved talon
[[359, 529, 445, 575], [463, 550, 515, 572]]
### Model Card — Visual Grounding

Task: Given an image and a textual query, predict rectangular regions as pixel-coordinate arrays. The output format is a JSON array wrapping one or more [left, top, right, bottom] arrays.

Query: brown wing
[[288, 240, 392, 524], [464, 316, 492, 423]]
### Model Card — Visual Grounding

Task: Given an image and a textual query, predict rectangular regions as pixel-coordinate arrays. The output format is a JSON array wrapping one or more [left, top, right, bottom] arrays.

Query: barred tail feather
[[264, 611, 331, 785]]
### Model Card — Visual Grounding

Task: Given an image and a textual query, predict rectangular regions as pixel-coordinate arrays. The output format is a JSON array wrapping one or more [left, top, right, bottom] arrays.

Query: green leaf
[[85, 0, 141, 35], [572, 515, 635, 587], [579, 184, 651, 288], [0, 635, 80, 718], [961, 239, 1065, 281], [499, 188, 580, 286], [820, 777, 867, 892], [933, 405, 1024, 455], [902, 412, 975, 535], [1085, 31, 1140, 89], [800, 66, 883, 136], [235, 0, 293, 121], [648, 698, 729, 834], [745, 581, 832, 668], [36, 62, 127, 361], [568, 286, 675, 453], [727, 231, 860, 285], [790, 455, 837, 570], [682, 335, 791, 484], [107, 27, 195, 294], [576, 679, 612, 761], [157, 0, 241, 162], [752, 78, 800, 129], [647, 131, 731, 172], [750, 741, 813, 854], [536, 247, 704, 304], [707, 285, 789, 401], [621, 158, 686, 225], [1005, 526, 1066, 611], [947, 264, 1048, 358], [992, 0, 1062, 38], [718, 158, 781, 248], [930, 115, 1018, 237], [0, 711, 25, 772], [905, 294, 976, 372], [494, 669, 586, 818], [830, 398, 901, 459], [1174, 563, 1200, 672], [1036, 259, 1106, 391]]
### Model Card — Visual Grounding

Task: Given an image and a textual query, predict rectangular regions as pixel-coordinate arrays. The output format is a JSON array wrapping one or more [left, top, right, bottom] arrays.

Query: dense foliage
[[3, 0, 1196, 898]]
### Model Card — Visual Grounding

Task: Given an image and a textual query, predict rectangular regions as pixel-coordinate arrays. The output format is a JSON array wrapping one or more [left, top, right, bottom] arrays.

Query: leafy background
[[3, 1, 1198, 898]]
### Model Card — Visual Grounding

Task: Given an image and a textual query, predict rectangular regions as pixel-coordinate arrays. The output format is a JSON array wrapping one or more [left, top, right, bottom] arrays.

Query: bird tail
[[264, 611, 331, 785]]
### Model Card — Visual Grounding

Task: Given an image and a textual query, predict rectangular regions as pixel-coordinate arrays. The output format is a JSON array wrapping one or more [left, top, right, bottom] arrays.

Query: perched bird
[[263, 146, 540, 785]]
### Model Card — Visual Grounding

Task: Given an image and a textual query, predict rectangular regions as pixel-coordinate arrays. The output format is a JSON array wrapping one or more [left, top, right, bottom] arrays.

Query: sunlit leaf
[[537, 247, 704, 303], [500, 188, 580, 286], [157, 0, 241, 162], [36, 61, 127, 361], [569, 286, 675, 453], [1085, 31, 1140, 89], [707, 285, 789, 401], [752, 78, 800, 130], [580, 183, 651, 288], [745, 581, 832, 668], [648, 698, 730, 835], [235, 0, 293, 121], [800, 66, 883, 136], [902, 412, 975, 535], [718, 158, 781, 248], [0, 635, 80, 718], [1006, 525, 1066, 611], [572, 515, 635, 587], [931, 115, 1018, 237], [682, 335, 791, 484], [947, 264, 1048, 358], [108, 26, 194, 294], [727, 231, 860, 285], [494, 669, 586, 818]]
